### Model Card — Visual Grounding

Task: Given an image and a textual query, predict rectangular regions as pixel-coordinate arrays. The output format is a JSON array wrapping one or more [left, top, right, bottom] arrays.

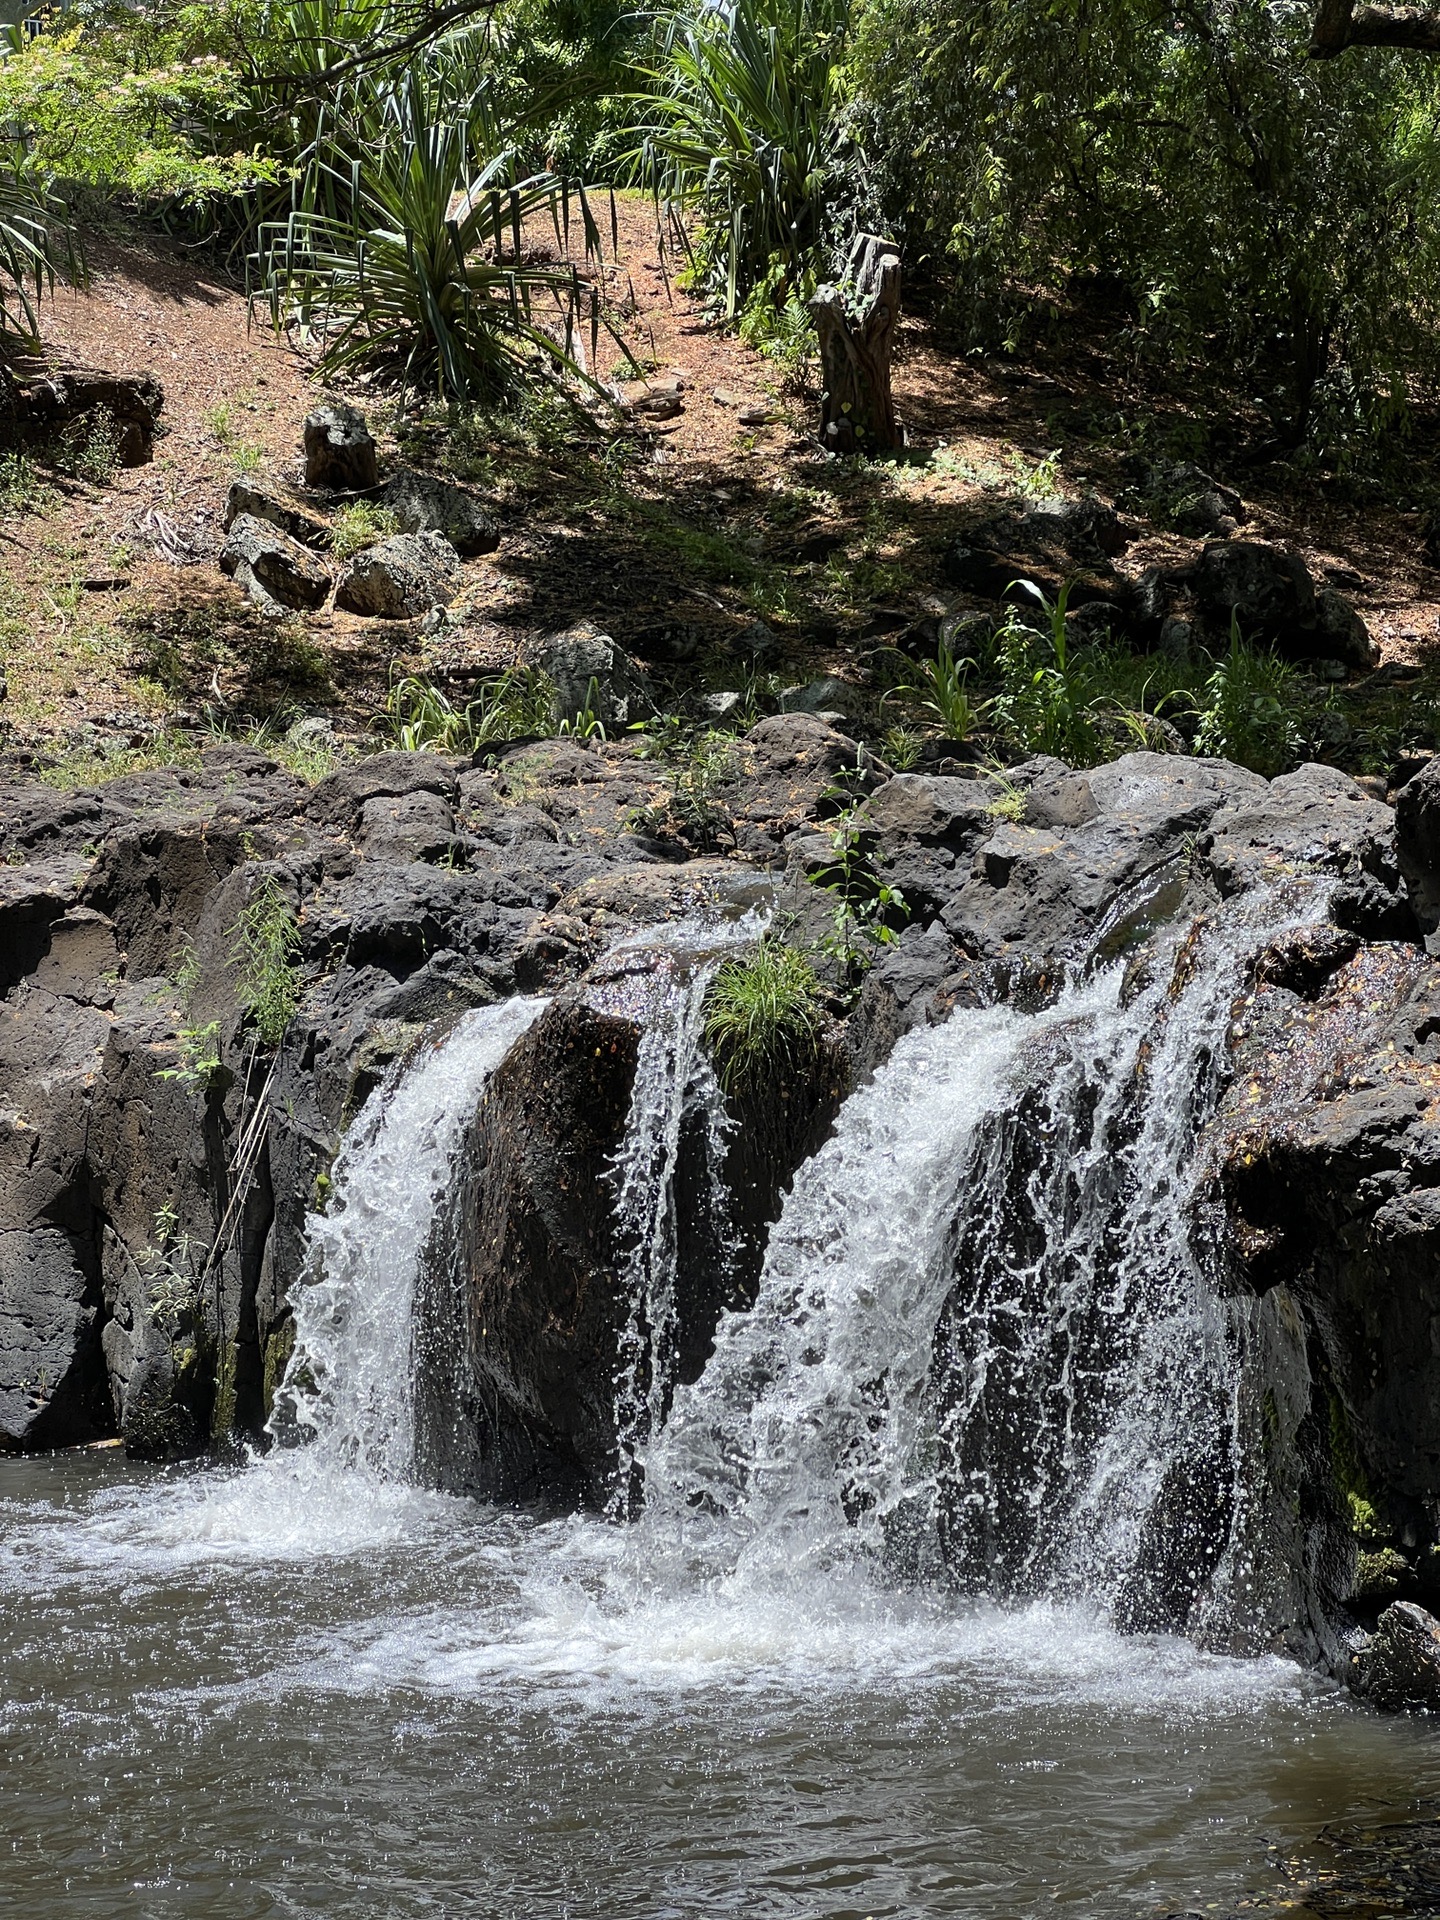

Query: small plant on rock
[[156, 1019, 223, 1093], [807, 787, 909, 982], [703, 936, 823, 1094], [228, 873, 302, 1050], [388, 668, 552, 753]]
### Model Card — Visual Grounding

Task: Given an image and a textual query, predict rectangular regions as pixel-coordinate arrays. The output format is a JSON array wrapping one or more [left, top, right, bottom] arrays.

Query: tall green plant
[[256, 62, 612, 400], [1195, 617, 1305, 777], [995, 580, 1104, 767], [632, 0, 850, 316]]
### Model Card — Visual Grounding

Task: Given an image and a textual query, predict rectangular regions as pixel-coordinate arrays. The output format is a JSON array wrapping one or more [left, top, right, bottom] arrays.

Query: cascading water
[[604, 914, 762, 1512], [638, 880, 1328, 1644], [272, 994, 550, 1479]]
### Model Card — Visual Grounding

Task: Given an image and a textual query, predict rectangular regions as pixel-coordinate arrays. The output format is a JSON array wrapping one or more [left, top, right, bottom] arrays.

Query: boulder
[[532, 621, 649, 727], [223, 480, 330, 550], [335, 531, 461, 618], [1024, 494, 1127, 560], [1357, 1601, 1440, 1710], [220, 513, 332, 614], [1315, 587, 1380, 671], [1396, 755, 1440, 931], [1151, 462, 1246, 537], [303, 403, 378, 492], [1192, 539, 1316, 640], [3, 357, 163, 466], [378, 468, 500, 557]]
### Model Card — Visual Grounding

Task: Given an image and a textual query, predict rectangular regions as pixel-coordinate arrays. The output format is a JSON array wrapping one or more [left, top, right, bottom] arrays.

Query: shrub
[[887, 635, 989, 741], [703, 937, 823, 1092], [256, 67, 612, 403], [631, 0, 851, 317]]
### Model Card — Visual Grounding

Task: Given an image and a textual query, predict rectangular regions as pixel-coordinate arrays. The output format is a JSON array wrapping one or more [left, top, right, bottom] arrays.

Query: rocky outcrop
[[1192, 539, 1378, 669], [1354, 1600, 1440, 1709], [413, 941, 846, 1509], [223, 480, 330, 549], [531, 621, 649, 728]]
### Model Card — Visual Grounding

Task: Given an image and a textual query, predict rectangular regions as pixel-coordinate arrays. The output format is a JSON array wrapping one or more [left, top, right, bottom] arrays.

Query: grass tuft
[[703, 936, 823, 1093]]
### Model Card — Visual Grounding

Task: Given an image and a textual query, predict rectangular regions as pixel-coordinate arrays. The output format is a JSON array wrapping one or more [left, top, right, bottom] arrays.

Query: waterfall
[[604, 915, 760, 1513], [639, 881, 1327, 1637], [272, 995, 548, 1476]]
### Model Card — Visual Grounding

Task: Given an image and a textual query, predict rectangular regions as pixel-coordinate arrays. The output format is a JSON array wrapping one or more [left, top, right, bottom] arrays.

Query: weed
[[880, 723, 923, 771], [0, 449, 51, 515], [703, 936, 823, 1093], [228, 873, 302, 1049], [155, 1018, 223, 1092], [1195, 617, 1305, 778], [886, 637, 989, 741], [1006, 447, 1064, 499], [331, 501, 400, 560], [253, 621, 331, 692], [807, 787, 909, 983], [389, 668, 552, 753], [985, 775, 1028, 823], [171, 937, 202, 1003], [556, 676, 607, 741], [204, 402, 234, 442], [54, 410, 123, 485], [38, 731, 204, 789], [993, 581, 1103, 767]]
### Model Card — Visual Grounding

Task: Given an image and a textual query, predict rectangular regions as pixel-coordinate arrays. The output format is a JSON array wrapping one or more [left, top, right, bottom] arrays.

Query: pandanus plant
[[256, 60, 614, 402]]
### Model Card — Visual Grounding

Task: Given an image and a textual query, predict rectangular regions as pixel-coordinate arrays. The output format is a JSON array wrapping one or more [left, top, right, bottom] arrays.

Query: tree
[[1310, 1, 1440, 56]]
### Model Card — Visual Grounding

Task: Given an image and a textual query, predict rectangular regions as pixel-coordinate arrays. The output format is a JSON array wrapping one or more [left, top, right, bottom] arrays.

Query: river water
[[5, 1450, 1439, 1918], [6, 911, 1440, 1917]]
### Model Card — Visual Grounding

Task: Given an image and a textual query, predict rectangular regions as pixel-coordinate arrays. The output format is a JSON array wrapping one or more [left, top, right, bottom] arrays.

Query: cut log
[[809, 234, 904, 458], [0, 354, 164, 465]]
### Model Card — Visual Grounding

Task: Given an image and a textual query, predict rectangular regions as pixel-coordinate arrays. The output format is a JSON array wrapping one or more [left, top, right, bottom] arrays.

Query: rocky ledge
[[9, 720, 1440, 1701]]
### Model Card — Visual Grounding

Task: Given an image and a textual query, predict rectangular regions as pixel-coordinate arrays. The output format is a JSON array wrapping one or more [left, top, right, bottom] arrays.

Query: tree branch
[[1311, 0, 1440, 56], [247, 0, 503, 93]]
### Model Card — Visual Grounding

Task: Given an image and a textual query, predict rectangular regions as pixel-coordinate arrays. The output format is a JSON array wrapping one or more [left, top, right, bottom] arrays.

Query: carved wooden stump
[[810, 234, 904, 458]]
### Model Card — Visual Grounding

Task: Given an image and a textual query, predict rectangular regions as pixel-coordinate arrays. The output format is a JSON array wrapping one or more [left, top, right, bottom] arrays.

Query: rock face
[[220, 513, 332, 614], [335, 530, 461, 617], [413, 950, 846, 1508], [303, 403, 379, 492], [378, 468, 500, 556]]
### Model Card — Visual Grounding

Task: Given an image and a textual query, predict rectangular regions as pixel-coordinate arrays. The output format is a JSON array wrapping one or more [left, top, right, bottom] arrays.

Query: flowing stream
[[3, 911, 1439, 1917]]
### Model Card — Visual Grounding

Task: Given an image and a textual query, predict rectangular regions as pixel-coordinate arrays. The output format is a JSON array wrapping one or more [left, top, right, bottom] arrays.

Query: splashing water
[[638, 882, 1328, 1641], [604, 913, 763, 1512], [273, 995, 551, 1475]]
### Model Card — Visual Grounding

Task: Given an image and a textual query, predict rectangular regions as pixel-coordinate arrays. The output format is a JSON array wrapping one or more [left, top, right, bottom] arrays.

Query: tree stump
[[810, 234, 904, 458]]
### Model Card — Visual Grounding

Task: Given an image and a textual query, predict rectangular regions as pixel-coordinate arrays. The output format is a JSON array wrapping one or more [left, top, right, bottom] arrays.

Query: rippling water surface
[[5, 1451, 1439, 1919]]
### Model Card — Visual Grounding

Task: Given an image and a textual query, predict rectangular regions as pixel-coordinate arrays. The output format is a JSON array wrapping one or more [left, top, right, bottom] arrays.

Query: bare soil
[[4, 194, 1439, 776]]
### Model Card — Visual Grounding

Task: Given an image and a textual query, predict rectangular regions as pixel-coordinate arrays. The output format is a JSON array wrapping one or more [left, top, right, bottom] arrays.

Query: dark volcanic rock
[[223, 480, 330, 549], [303, 403, 378, 492], [220, 513, 332, 613], [1356, 1601, 1440, 1709], [378, 468, 500, 556]]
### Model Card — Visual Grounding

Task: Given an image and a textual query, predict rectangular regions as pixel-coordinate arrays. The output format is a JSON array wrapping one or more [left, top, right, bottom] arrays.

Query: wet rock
[[220, 513, 332, 614], [378, 468, 500, 557], [1357, 1601, 1440, 1709], [303, 402, 378, 492], [1394, 754, 1440, 932], [223, 480, 330, 550], [531, 621, 649, 728], [335, 530, 461, 618]]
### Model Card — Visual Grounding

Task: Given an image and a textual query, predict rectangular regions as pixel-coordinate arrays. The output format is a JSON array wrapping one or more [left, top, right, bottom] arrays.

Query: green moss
[[210, 1338, 240, 1440], [1330, 1390, 1388, 1544], [261, 1319, 296, 1421]]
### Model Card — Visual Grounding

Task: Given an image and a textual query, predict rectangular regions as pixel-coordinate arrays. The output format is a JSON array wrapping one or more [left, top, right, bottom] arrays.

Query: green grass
[[331, 501, 400, 560], [388, 668, 553, 753], [703, 937, 823, 1093]]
